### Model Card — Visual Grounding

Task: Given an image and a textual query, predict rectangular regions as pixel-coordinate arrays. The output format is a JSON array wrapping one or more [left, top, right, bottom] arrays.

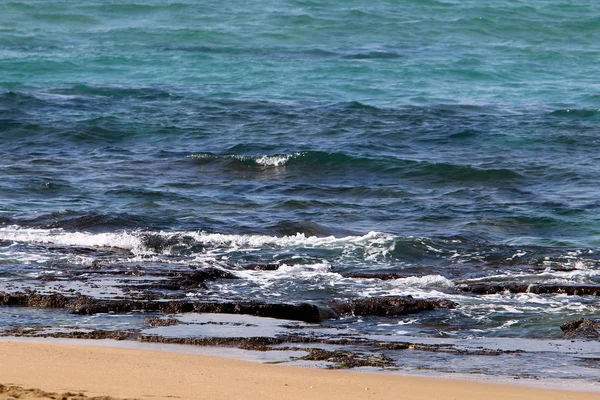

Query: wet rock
[[529, 285, 600, 296], [242, 263, 280, 271], [145, 317, 180, 327], [459, 284, 600, 296], [561, 318, 600, 339], [48, 245, 102, 255], [332, 296, 456, 317], [27, 293, 69, 308], [457, 284, 529, 295], [149, 267, 239, 291], [158, 301, 194, 314], [0, 292, 29, 306], [341, 272, 407, 280], [140, 233, 201, 254], [139, 334, 285, 350], [69, 296, 327, 323], [0, 290, 331, 323], [192, 301, 328, 323], [0, 384, 134, 400], [299, 348, 395, 369], [0, 240, 13, 247]]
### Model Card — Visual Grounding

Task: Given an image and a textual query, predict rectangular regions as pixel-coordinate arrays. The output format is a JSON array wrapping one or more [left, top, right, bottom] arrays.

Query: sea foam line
[[0, 226, 395, 256]]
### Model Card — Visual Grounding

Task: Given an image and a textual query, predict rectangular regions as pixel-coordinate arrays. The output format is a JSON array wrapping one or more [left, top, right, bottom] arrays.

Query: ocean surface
[[2, 0, 600, 384]]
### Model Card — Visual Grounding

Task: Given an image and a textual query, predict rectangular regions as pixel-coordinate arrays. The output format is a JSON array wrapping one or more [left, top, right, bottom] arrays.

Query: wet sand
[[0, 341, 597, 400]]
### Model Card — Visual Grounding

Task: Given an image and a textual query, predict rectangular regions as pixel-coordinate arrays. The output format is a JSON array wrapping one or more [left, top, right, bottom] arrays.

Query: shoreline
[[1, 339, 598, 400]]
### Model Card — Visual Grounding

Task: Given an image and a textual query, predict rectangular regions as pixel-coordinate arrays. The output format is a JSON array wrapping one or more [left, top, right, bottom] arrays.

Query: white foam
[[0, 226, 145, 253], [389, 274, 455, 288], [255, 154, 295, 166], [188, 153, 299, 167], [0, 226, 394, 258]]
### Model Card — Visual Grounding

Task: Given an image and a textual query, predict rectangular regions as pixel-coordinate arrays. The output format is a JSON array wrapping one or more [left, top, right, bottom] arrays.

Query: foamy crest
[[390, 274, 455, 288], [188, 153, 299, 167], [0, 226, 394, 258], [0, 226, 146, 253], [254, 154, 295, 166]]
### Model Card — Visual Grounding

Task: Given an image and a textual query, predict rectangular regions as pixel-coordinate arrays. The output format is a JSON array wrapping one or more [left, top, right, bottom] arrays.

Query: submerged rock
[[144, 267, 239, 291], [560, 318, 600, 339], [332, 296, 456, 317], [241, 263, 280, 271]]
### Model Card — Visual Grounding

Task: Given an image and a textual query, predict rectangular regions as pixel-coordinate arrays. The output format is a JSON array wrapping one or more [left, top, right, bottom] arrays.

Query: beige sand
[[0, 341, 596, 400]]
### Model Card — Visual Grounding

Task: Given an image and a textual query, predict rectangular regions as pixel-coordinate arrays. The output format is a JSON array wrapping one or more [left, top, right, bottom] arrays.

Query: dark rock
[[332, 296, 456, 317], [0, 290, 330, 323], [145, 317, 180, 327], [27, 293, 68, 308], [148, 267, 239, 291], [188, 267, 239, 281], [0, 292, 28, 306], [192, 301, 328, 323], [0, 240, 12, 247], [529, 285, 600, 296], [457, 284, 529, 295], [560, 318, 600, 339], [341, 272, 407, 280], [242, 263, 280, 271], [299, 348, 395, 369], [459, 284, 600, 296], [139, 334, 284, 350], [158, 301, 194, 314]]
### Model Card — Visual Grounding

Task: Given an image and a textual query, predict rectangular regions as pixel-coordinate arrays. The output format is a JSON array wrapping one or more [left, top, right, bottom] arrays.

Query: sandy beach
[[0, 341, 596, 400]]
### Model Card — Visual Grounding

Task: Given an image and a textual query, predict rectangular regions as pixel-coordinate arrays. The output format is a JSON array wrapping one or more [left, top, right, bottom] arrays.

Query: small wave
[[390, 274, 455, 288], [188, 152, 298, 167], [0, 226, 394, 257], [403, 161, 524, 182], [6, 211, 170, 231], [188, 151, 379, 170]]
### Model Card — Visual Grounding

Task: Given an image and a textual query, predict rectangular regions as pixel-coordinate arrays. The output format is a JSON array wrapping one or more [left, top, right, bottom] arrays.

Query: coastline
[[1, 340, 598, 400]]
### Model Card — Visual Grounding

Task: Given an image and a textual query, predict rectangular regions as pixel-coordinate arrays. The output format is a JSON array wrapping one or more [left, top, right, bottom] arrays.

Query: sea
[[1, 0, 600, 388]]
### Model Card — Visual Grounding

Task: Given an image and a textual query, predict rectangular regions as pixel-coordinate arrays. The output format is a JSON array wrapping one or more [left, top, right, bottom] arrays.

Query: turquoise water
[[2, 1, 599, 106], [2, 0, 600, 382]]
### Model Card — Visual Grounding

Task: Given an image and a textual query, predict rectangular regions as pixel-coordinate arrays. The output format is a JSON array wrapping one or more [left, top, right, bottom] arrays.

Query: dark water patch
[[401, 162, 524, 183], [0, 90, 49, 110], [153, 44, 343, 61], [91, 2, 190, 14], [30, 12, 99, 24], [51, 84, 179, 100], [267, 221, 346, 237], [549, 109, 600, 118], [342, 51, 402, 60], [9, 211, 171, 231], [447, 128, 481, 139]]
